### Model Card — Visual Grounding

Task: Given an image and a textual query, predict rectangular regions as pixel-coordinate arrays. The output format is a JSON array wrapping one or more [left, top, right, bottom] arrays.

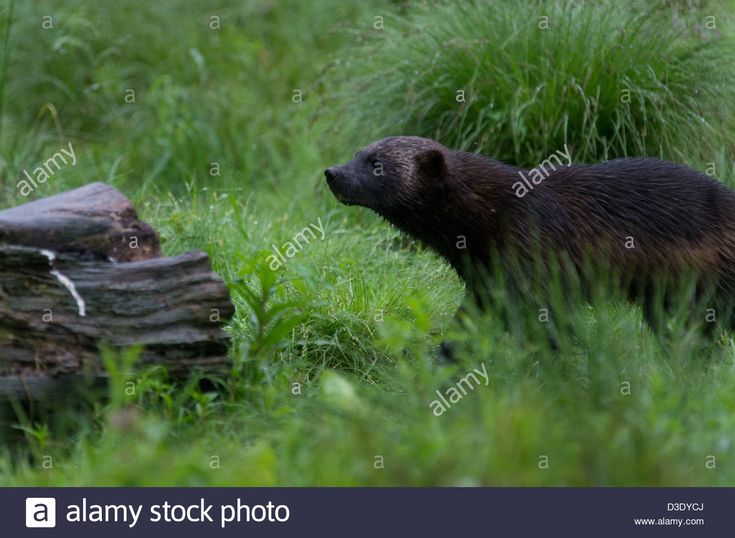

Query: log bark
[[0, 183, 234, 399], [0, 182, 161, 261]]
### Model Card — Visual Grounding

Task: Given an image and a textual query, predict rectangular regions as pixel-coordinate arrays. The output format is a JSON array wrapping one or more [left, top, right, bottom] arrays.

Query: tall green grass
[[0, 0, 374, 205], [329, 0, 735, 168]]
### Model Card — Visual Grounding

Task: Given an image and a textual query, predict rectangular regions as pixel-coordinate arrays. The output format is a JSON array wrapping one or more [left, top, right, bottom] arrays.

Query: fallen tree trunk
[[0, 183, 234, 399], [0, 181, 161, 261]]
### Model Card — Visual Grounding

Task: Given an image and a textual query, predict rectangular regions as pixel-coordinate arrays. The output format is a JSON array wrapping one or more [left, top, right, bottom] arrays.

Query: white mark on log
[[40, 249, 86, 317], [40, 249, 56, 263], [50, 270, 86, 317]]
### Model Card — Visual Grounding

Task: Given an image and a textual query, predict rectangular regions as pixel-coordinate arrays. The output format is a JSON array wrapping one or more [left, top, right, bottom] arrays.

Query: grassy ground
[[1, 0, 735, 485]]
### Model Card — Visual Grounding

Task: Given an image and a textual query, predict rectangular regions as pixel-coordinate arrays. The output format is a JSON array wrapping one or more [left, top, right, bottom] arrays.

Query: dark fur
[[325, 136, 735, 341]]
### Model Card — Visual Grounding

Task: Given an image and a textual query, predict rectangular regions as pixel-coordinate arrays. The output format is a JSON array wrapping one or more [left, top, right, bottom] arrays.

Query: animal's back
[[526, 158, 735, 279]]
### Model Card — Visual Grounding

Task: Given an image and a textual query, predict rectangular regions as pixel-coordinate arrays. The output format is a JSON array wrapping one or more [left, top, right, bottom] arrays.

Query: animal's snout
[[324, 165, 354, 205], [324, 167, 337, 182]]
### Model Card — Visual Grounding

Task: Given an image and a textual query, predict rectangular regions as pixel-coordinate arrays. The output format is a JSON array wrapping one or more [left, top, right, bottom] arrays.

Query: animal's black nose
[[324, 168, 336, 181]]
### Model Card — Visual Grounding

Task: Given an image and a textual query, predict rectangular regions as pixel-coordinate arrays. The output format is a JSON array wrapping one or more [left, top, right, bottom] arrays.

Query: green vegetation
[[1, 0, 735, 486], [332, 0, 735, 167]]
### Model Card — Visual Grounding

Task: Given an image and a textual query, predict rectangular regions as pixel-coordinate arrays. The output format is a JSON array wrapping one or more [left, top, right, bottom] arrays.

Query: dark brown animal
[[325, 136, 735, 347]]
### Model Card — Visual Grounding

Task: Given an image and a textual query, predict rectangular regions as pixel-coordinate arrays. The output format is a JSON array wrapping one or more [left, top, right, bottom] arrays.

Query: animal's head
[[324, 136, 449, 211]]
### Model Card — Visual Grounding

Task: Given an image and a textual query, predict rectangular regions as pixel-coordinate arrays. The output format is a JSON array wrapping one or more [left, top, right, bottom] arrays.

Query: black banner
[[4, 487, 732, 537]]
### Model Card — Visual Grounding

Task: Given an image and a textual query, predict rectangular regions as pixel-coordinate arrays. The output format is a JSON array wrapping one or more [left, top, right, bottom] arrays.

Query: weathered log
[[0, 183, 234, 399], [0, 182, 161, 261]]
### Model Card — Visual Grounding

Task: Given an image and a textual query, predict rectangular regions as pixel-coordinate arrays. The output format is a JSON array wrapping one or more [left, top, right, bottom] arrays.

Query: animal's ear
[[415, 149, 446, 179]]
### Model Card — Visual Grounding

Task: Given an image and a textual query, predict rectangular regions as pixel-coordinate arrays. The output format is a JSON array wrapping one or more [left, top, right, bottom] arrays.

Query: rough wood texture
[[0, 182, 161, 261], [0, 183, 234, 399]]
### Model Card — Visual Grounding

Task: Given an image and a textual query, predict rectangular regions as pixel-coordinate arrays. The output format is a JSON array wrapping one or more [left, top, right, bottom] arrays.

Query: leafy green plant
[[12, 420, 50, 457], [228, 253, 310, 398]]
